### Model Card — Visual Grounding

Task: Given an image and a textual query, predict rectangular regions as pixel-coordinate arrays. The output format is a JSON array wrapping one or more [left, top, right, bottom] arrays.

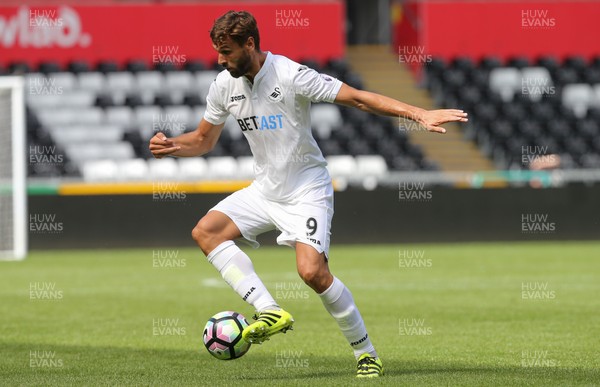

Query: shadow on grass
[[2, 341, 599, 385]]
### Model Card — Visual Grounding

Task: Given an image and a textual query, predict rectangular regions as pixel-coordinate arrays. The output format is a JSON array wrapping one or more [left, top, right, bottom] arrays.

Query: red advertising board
[[0, 2, 344, 67], [394, 0, 600, 63]]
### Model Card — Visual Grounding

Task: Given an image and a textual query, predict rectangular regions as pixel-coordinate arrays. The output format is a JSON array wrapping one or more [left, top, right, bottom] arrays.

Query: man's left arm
[[334, 83, 468, 134]]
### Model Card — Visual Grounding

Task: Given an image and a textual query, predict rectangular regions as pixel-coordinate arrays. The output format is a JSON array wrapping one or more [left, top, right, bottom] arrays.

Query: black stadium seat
[[38, 61, 62, 74], [429, 54, 600, 170], [126, 60, 149, 73], [96, 60, 120, 73], [9, 61, 32, 74], [184, 60, 206, 72], [68, 60, 91, 74]]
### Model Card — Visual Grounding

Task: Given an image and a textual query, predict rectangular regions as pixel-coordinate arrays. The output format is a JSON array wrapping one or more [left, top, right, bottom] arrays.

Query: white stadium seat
[[136, 71, 164, 93], [78, 72, 106, 92], [66, 142, 135, 164], [37, 108, 76, 126], [74, 107, 105, 125], [310, 104, 342, 139], [207, 156, 238, 179], [117, 159, 149, 180], [106, 72, 136, 93], [48, 125, 124, 145], [81, 160, 119, 181], [520, 67, 553, 102], [178, 158, 209, 180], [562, 84, 594, 118], [106, 106, 134, 127], [165, 72, 195, 92], [196, 71, 220, 95], [591, 84, 600, 108], [48, 72, 77, 90], [148, 158, 179, 179], [26, 94, 63, 109], [326, 155, 357, 177], [134, 106, 162, 127], [164, 105, 193, 132], [355, 155, 388, 177], [59, 90, 97, 108], [489, 67, 521, 102]]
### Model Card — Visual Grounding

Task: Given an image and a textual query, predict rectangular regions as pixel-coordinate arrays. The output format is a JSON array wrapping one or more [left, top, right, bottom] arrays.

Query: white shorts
[[209, 182, 334, 256]]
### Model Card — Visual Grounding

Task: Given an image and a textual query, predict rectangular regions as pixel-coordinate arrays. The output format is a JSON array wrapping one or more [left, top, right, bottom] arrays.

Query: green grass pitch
[[1, 242, 599, 386]]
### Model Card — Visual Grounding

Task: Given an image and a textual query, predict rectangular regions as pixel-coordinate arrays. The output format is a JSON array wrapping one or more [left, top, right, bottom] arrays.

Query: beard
[[226, 51, 252, 78]]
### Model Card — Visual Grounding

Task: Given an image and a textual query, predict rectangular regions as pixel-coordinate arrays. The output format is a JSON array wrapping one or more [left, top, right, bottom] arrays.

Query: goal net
[[0, 76, 27, 261]]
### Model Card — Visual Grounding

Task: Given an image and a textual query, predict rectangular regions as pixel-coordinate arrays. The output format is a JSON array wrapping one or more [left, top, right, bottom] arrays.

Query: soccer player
[[149, 10, 467, 377]]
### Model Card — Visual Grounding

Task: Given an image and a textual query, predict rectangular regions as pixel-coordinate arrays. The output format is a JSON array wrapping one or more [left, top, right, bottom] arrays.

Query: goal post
[[0, 76, 27, 261]]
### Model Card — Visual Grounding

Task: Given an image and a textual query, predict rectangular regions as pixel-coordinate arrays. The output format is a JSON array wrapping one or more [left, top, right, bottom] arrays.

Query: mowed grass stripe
[[0, 242, 598, 386]]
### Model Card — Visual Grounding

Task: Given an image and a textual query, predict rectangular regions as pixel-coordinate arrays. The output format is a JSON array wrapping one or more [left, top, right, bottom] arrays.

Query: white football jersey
[[203, 52, 342, 201]]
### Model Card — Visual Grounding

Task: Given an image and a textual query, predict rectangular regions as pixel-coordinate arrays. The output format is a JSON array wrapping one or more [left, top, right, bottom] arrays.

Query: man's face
[[213, 36, 252, 78]]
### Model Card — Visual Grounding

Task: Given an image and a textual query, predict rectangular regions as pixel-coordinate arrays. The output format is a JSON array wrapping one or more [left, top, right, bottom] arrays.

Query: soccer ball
[[203, 311, 251, 360]]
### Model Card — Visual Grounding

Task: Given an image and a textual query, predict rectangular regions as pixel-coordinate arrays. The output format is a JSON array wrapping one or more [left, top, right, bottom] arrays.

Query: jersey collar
[[250, 51, 272, 85]]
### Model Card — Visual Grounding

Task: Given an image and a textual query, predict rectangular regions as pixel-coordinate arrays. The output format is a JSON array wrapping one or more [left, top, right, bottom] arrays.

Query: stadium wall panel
[[0, 2, 344, 67], [393, 0, 600, 64], [28, 186, 599, 249]]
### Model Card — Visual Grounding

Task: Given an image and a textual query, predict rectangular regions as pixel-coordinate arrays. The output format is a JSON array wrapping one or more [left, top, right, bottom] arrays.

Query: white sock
[[319, 276, 377, 360], [206, 241, 280, 312]]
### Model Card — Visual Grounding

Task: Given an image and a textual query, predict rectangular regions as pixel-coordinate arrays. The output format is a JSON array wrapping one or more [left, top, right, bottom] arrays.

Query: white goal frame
[[0, 76, 27, 261]]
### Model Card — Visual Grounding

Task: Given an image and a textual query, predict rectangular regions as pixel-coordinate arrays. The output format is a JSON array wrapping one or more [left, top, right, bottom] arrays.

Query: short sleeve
[[293, 66, 343, 103], [203, 80, 229, 125]]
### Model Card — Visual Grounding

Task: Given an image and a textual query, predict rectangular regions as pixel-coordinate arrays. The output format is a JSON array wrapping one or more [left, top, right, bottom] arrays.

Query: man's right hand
[[149, 132, 181, 159]]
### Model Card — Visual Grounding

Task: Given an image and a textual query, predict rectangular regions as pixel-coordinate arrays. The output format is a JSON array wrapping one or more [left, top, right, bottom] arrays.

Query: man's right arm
[[149, 118, 224, 159]]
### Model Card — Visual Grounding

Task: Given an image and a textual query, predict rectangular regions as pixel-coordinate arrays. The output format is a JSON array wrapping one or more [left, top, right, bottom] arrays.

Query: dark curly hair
[[210, 11, 261, 51]]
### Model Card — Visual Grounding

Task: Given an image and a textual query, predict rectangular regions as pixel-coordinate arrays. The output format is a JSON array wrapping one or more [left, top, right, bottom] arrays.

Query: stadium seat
[[117, 159, 149, 180], [148, 158, 179, 179], [163, 105, 193, 131], [8, 61, 31, 74], [310, 104, 343, 139], [178, 158, 209, 180], [60, 90, 97, 108], [106, 106, 134, 127], [165, 72, 195, 92], [154, 62, 178, 72], [592, 84, 600, 108], [134, 106, 162, 128], [66, 142, 135, 164], [47, 72, 77, 90], [520, 67, 553, 101], [355, 155, 388, 177], [81, 160, 119, 181], [196, 71, 220, 95], [507, 56, 530, 69], [206, 156, 238, 179], [96, 60, 120, 73], [184, 60, 207, 72], [326, 155, 357, 177], [78, 72, 106, 92], [48, 124, 124, 145], [126, 60, 149, 73], [68, 60, 91, 74], [489, 68, 521, 102], [562, 84, 594, 118], [37, 108, 76, 127], [136, 71, 164, 93], [38, 61, 62, 74], [107, 72, 136, 93]]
